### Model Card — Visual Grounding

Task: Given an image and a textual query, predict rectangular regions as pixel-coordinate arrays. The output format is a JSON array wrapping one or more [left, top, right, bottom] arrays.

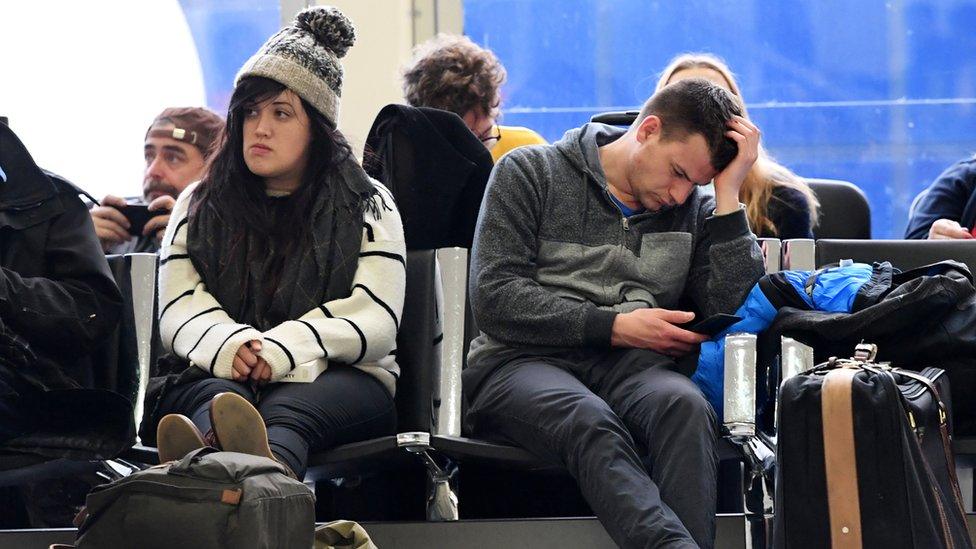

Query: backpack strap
[[822, 367, 863, 549]]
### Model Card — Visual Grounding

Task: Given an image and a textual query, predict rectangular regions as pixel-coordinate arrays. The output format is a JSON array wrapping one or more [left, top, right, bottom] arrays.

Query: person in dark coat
[[905, 155, 976, 240], [0, 121, 127, 457]]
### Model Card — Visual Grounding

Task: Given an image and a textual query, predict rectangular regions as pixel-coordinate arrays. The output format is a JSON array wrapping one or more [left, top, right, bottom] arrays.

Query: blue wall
[[178, 0, 280, 115], [465, 0, 976, 238]]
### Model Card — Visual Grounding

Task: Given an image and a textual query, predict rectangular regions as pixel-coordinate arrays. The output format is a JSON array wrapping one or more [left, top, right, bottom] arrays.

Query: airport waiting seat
[[590, 110, 639, 126], [126, 251, 445, 459], [122, 243, 778, 536], [782, 237, 976, 272], [310, 240, 778, 534], [125, 249, 461, 521], [816, 238, 976, 272], [423, 242, 780, 544], [807, 179, 872, 240], [303, 248, 445, 482]]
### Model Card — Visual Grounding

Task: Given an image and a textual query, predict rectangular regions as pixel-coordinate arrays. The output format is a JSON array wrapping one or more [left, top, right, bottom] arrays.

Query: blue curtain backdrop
[[465, 0, 976, 238], [177, 0, 280, 115]]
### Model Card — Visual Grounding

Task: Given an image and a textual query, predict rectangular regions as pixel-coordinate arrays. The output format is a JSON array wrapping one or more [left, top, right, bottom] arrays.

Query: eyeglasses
[[477, 125, 502, 147]]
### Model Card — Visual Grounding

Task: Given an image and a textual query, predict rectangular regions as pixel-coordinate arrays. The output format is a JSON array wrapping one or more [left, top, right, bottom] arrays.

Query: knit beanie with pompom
[[235, 5, 356, 128]]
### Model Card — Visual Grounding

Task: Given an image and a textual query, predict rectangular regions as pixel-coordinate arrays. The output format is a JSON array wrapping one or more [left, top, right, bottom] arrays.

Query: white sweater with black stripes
[[157, 181, 406, 396]]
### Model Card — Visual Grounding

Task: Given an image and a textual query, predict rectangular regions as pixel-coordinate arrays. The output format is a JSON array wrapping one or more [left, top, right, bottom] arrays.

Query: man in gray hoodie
[[463, 78, 765, 549]]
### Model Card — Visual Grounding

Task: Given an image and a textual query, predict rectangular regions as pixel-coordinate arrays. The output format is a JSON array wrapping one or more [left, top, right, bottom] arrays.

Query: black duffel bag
[[774, 344, 972, 549]]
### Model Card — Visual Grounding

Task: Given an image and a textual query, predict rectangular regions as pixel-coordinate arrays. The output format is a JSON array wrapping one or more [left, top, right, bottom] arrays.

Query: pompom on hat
[[235, 5, 356, 127]]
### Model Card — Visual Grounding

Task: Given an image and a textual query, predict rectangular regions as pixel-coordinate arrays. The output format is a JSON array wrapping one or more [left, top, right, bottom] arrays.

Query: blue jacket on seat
[[692, 263, 875, 419]]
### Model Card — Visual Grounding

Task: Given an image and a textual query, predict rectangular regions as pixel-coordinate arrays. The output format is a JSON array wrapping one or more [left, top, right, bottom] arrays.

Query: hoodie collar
[[555, 122, 701, 216], [555, 122, 626, 191]]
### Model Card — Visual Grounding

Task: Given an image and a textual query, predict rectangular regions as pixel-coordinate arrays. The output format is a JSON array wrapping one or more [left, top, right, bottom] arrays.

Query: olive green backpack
[[69, 448, 315, 549]]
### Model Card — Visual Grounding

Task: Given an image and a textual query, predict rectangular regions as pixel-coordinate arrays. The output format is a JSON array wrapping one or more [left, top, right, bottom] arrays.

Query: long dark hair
[[192, 76, 354, 294]]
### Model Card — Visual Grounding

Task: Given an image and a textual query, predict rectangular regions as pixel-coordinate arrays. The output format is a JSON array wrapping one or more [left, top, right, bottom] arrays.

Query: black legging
[[154, 366, 396, 478]]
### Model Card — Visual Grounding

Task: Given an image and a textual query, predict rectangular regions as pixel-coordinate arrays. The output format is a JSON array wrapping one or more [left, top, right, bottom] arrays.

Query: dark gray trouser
[[466, 348, 718, 549], [154, 366, 396, 479]]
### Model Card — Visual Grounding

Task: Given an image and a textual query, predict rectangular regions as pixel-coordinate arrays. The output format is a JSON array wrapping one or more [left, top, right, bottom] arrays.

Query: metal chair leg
[[399, 433, 459, 521], [730, 435, 775, 549]]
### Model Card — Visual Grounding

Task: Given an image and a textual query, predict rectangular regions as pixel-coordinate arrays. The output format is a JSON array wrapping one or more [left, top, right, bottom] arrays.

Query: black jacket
[[761, 185, 814, 240], [760, 261, 976, 434], [905, 157, 976, 239], [363, 104, 494, 250], [0, 123, 131, 459]]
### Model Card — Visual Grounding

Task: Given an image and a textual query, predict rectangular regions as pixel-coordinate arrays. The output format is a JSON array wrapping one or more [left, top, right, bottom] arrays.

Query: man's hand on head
[[610, 308, 708, 357], [712, 115, 761, 216], [928, 218, 974, 240], [90, 194, 131, 251], [145, 195, 176, 243]]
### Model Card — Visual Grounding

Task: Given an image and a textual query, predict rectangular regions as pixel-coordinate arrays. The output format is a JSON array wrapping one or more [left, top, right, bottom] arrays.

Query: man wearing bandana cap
[[90, 107, 224, 253]]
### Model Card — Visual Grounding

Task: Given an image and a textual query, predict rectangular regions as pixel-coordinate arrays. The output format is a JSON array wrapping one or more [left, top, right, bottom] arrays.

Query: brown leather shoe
[[157, 414, 207, 463], [209, 392, 275, 461]]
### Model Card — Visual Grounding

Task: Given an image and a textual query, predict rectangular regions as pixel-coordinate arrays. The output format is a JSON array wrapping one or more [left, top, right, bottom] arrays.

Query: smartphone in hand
[[680, 313, 742, 337], [116, 204, 165, 236]]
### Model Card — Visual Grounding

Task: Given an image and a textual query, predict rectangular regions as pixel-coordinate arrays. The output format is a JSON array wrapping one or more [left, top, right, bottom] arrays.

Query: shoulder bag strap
[[822, 367, 864, 549]]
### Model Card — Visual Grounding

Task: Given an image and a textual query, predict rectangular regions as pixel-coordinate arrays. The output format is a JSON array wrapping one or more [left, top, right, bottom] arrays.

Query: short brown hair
[[635, 78, 742, 173], [401, 34, 506, 120], [655, 53, 819, 235]]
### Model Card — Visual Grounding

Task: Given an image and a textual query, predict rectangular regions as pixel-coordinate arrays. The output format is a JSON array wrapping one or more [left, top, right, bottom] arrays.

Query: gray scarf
[[187, 156, 382, 331]]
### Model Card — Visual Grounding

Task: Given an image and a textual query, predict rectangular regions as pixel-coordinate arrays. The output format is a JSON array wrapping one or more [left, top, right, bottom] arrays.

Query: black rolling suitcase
[[775, 343, 972, 549]]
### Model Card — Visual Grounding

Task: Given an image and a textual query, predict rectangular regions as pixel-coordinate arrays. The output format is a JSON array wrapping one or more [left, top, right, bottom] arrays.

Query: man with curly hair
[[401, 34, 545, 160]]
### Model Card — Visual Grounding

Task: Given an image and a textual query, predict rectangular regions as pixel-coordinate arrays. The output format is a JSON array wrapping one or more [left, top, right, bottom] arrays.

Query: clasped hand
[[233, 340, 272, 386]]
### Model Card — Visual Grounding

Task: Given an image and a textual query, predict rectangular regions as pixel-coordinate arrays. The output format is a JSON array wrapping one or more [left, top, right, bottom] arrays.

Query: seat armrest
[[782, 239, 815, 271], [434, 248, 468, 437], [757, 238, 782, 274], [780, 336, 814, 383], [127, 253, 158, 445]]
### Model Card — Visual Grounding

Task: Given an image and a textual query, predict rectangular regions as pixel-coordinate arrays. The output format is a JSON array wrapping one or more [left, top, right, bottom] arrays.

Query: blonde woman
[[657, 53, 819, 238]]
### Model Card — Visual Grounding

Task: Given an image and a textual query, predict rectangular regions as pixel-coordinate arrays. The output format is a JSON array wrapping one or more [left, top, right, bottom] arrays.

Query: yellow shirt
[[490, 125, 547, 163]]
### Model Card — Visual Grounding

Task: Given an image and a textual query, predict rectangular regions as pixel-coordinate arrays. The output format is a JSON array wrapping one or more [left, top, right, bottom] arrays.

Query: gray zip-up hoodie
[[463, 123, 765, 398]]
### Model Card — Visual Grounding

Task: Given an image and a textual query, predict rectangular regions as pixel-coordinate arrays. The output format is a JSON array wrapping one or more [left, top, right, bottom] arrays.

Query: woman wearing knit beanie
[[144, 6, 405, 480]]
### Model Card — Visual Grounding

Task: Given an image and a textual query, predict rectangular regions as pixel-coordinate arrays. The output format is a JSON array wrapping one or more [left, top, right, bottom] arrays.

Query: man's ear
[[635, 115, 662, 143]]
